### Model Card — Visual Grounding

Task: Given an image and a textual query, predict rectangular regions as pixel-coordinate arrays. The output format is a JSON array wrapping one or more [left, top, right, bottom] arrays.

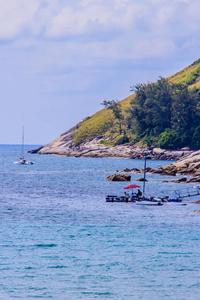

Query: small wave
[[82, 291, 113, 296], [48, 265, 68, 269], [34, 243, 57, 248]]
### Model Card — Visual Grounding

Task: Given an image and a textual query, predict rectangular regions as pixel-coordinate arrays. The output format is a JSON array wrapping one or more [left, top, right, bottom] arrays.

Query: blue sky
[[0, 0, 200, 145]]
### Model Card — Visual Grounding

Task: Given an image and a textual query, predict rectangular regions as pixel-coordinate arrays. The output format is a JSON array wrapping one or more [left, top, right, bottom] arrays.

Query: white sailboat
[[14, 127, 34, 165]]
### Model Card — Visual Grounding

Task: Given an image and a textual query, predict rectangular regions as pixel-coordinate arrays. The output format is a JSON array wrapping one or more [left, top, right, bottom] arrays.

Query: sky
[[1, 0, 200, 145]]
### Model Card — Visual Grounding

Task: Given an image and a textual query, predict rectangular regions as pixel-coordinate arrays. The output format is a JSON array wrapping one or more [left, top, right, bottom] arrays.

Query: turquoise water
[[0, 145, 200, 299]]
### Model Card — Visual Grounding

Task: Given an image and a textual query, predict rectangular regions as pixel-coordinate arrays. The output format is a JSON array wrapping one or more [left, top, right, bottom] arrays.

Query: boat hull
[[14, 161, 34, 165], [136, 201, 163, 206]]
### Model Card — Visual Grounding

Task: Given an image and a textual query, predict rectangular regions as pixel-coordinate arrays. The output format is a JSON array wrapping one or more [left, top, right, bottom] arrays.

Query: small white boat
[[14, 127, 34, 165], [14, 159, 34, 165]]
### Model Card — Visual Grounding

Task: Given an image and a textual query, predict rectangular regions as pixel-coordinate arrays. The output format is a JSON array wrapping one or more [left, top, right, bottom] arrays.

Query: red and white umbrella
[[124, 184, 140, 189]]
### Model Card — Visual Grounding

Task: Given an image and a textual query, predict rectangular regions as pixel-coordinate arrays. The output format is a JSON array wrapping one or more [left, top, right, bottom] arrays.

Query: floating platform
[[106, 195, 134, 202]]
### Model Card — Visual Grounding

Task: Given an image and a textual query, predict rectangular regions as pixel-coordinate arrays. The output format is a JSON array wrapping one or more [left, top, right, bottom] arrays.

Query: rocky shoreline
[[113, 150, 200, 180], [29, 127, 192, 161], [29, 143, 192, 160], [29, 127, 200, 177]]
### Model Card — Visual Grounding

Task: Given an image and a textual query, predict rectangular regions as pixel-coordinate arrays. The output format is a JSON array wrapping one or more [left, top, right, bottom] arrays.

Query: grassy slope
[[73, 58, 200, 145], [169, 58, 200, 89], [73, 94, 134, 145]]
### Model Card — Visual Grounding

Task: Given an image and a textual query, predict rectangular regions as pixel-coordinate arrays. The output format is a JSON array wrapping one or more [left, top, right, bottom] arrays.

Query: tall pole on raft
[[143, 151, 147, 199]]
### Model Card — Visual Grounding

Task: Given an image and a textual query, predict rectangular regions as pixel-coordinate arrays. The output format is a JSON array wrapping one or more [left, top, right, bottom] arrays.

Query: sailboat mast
[[21, 126, 24, 159], [143, 152, 147, 198]]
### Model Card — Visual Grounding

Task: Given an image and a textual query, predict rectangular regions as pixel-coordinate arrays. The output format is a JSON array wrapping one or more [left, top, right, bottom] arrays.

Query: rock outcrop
[[150, 150, 200, 176], [170, 176, 200, 183]]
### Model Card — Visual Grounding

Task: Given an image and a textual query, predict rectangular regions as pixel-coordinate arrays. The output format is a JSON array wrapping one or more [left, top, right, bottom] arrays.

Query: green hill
[[73, 58, 200, 149]]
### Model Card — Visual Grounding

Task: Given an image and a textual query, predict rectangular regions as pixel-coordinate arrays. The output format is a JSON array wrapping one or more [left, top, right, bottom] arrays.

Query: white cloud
[[46, 6, 88, 37], [0, 1, 198, 48], [0, 0, 199, 69], [0, 0, 40, 38]]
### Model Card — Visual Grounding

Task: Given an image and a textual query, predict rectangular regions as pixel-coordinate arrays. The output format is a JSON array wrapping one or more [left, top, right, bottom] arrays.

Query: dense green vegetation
[[126, 78, 200, 149], [73, 58, 200, 150]]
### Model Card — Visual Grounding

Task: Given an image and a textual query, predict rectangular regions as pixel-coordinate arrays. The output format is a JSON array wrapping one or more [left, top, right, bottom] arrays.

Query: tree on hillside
[[128, 78, 173, 137], [101, 99, 124, 134], [170, 83, 197, 146]]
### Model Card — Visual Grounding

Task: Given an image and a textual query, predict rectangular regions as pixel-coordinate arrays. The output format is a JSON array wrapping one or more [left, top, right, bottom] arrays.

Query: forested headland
[[30, 58, 200, 156], [71, 58, 200, 150]]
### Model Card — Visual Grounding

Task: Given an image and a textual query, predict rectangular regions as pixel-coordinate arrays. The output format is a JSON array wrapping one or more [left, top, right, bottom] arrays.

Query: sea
[[0, 145, 199, 300]]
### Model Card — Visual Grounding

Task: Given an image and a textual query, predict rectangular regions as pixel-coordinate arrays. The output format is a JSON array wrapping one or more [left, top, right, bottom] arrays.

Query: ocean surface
[[0, 145, 200, 299]]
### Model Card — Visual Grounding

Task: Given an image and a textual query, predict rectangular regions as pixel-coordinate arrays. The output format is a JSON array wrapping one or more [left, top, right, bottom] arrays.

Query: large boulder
[[106, 174, 131, 181], [171, 177, 187, 183], [136, 177, 148, 182]]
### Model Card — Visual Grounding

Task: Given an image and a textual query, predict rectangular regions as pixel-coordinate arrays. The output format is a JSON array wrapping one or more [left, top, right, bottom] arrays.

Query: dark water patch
[[188, 282, 200, 288], [28, 287, 48, 291], [69, 235, 75, 239], [1, 244, 16, 248], [176, 268, 194, 272]]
